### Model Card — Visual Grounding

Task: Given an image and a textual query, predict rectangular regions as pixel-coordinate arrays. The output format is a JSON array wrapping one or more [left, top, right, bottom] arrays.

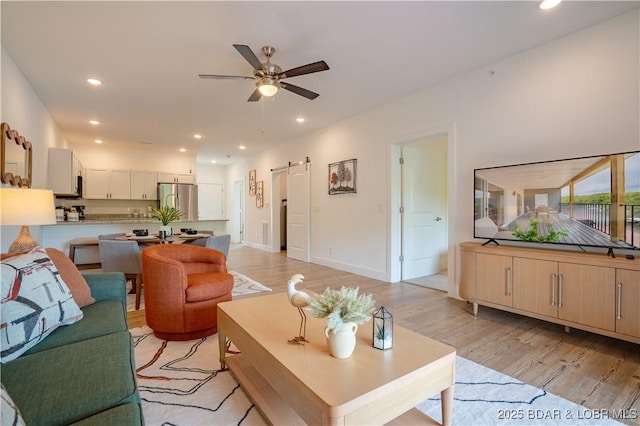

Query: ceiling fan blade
[[247, 88, 262, 102], [278, 60, 329, 79], [233, 44, 263, 71], [198, 74, 254, 80], [281, 83, 320, 100]]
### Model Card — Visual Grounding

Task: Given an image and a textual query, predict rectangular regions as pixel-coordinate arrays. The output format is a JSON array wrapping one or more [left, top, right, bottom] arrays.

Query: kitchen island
[[41, 218, 229, 267]]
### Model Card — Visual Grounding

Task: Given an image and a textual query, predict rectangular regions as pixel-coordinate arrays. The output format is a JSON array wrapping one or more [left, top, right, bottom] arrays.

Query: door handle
[[616, 283, 622, 320], [551, 274, 556, 306], [435, 217, 442, 221], [558, 274, 563, 308]]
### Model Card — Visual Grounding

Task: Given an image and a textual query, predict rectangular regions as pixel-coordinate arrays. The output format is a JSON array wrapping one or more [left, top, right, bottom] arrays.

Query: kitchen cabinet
[[85, 168, 131, 199], [460, 242, 639, 343], [48, 148, 84, 196], [157, 172, 194, 184], [131, 170, 157, 200]]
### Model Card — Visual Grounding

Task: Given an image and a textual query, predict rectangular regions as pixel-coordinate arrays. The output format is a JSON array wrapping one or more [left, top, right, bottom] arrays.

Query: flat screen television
[[474, 151, 640, 253]]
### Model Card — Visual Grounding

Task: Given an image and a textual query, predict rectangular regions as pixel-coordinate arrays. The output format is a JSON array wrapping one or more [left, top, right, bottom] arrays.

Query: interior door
[[287, 163, 310, 262], [401, 140, 447, 279]]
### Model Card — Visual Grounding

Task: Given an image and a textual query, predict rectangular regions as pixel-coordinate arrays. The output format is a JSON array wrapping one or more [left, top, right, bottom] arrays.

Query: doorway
[[232, 180, 244, 243], [399, 135, 449, 292]]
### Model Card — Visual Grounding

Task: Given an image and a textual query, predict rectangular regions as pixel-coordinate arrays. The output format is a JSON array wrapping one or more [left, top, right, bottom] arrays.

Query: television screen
[[474, 151, 640, 251]]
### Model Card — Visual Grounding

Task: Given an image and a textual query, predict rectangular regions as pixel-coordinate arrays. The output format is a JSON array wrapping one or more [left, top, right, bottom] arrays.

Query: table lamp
[[1, 187, 57, 253]]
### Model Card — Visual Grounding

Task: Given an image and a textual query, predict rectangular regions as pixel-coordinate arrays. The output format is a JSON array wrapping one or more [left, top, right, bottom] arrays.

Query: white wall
[[238, 10, 639, 286]]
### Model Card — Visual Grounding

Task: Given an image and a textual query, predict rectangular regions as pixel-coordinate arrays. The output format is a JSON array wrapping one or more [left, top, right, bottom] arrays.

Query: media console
[[460, 242, 640, 344]]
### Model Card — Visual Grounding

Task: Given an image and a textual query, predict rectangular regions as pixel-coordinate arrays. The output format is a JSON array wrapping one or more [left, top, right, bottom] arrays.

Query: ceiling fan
[[199, 44, 329, 102]]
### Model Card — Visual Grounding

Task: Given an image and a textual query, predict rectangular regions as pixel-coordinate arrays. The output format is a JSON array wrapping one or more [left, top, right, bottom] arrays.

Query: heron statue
[[287, 274, 317, 344]]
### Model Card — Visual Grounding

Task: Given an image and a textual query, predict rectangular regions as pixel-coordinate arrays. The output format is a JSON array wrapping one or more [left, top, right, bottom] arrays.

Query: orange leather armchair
[[141, 244, 234, 341]]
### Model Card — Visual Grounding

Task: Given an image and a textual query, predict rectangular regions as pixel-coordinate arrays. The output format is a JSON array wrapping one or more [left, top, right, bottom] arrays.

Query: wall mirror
[[1, 122, 32, 188]]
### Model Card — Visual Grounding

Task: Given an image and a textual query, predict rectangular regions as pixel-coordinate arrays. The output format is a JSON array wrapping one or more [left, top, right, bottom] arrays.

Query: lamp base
[[8, 225, 39, 253]]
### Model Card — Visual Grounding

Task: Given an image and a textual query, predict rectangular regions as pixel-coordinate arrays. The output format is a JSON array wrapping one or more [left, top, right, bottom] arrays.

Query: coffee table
[[217, 292, 456, 425]]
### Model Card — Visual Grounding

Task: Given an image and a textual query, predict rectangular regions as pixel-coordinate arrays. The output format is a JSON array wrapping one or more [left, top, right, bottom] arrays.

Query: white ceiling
[[2, 1, 638, 165]]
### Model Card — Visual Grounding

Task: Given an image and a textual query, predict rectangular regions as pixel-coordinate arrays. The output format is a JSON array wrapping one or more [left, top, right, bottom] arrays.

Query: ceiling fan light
[[257, 78, 279, 97]]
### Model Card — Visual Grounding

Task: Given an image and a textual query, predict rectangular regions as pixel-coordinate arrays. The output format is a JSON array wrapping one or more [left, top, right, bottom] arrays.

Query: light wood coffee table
[[218, 293, 456, 425]]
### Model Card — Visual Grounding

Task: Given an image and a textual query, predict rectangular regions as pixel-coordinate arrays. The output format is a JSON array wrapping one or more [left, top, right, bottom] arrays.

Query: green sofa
[[1, 272, 144, 425]]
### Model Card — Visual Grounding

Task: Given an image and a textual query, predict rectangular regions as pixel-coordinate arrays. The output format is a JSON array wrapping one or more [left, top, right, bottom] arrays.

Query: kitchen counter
[[53, 218, 229, 225]]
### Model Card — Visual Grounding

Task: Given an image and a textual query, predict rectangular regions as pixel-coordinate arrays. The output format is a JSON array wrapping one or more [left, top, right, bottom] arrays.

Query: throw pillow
[[1, 247, 83, 363], [45, 248, 95, 307], [1, 384, 25, 426]]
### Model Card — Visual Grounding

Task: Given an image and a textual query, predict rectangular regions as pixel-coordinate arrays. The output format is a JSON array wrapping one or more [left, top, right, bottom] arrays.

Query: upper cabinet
[[48, 148, 83, 196], [157, 172, 194, 184], [85, 168, 131, 199], [131, 170, 157, 200]]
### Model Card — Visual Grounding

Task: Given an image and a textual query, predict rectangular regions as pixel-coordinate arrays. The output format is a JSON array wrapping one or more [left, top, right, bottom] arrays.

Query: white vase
[[325, 322, 358, 358], [159, 225, 172, 237]]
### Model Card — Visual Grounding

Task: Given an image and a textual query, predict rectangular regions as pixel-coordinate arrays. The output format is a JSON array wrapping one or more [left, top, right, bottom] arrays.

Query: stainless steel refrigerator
[[157, 183, 198, 220]]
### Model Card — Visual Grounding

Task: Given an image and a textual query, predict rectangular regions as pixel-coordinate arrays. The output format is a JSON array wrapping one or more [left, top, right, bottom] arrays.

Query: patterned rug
[[127, 271, 271, 311], [131, 326, 621, 426]]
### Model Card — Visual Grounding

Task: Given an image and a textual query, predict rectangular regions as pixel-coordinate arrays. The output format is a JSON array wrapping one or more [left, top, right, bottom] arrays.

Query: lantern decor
[[372, 306, 393, 350]]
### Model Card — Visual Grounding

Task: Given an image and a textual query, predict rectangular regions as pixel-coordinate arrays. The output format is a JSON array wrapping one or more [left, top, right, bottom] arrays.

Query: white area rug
[[131, 326, 621, 425], [127, 271, 271, 311]]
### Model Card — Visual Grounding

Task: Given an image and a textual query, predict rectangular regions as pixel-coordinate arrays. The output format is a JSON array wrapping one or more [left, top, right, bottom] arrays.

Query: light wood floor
[[128, 244, 640, 425]]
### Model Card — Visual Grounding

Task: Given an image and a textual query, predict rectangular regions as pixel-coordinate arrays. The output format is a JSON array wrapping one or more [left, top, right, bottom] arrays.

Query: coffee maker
[[72, 205, 86, 220]]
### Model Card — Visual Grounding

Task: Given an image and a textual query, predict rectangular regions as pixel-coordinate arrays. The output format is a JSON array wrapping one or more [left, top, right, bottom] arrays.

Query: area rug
[[126, 271, 271, 311], [131, 326, 620, 426]]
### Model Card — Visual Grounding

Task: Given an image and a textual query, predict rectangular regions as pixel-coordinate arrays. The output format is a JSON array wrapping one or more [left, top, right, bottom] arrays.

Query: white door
[[401, 139, 447, 279], [287, 163, 310, 262]]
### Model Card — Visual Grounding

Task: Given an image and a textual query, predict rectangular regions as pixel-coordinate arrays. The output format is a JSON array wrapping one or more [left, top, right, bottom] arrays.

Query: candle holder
[[372, 306, 393, 350]]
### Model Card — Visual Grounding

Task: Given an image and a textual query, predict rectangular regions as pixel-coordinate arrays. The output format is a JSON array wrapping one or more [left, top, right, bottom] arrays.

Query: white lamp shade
[[1, 188, 57, 225]]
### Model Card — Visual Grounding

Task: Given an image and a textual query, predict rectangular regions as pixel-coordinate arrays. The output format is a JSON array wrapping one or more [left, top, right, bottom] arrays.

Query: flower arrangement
[[150, 205, 183, 226], [307, 286, 375, 332]]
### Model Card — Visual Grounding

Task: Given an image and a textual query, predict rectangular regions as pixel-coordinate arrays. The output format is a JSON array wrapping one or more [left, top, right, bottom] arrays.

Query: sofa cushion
[[46, 248, 95, 308], [23, 299, 127, 356], [1, 247, 83, 363], [2, 331, 139, 426], [186, 272, 234, 302], [69, 403, 143, 426], [1, 384, 25, 426]]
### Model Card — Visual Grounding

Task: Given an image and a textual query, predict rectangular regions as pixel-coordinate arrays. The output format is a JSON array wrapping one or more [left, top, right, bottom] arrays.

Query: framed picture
[[256, 181, 264, 207], [328, 158, 357, 195], [249, 170, 256, 196]]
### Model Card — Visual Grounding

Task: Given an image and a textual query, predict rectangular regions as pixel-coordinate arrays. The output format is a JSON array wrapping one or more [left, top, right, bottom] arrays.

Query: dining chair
[[204, 234, 231, 260], [98, 240, 144, 309], [98, 233, 127, 240]]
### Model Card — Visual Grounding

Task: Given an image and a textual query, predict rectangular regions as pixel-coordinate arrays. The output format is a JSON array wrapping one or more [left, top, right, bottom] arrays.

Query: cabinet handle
[[551, 274, 557, 306], [558, 274, 564, 308], [616, 282, 622, 320], [506, 267, 512, 296]]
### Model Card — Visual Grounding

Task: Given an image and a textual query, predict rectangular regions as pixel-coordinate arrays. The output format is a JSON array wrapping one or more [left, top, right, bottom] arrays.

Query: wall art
[[328, 158, 357, 195], [249, 169, 256, 196], [256, 180, 264, 207]]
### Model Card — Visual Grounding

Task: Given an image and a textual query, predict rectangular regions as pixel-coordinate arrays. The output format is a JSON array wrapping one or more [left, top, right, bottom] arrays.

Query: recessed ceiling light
[[89, 120, 100, 125], [211, 160, 217, 164], [94, 139, 103, 144], [86, 78, 103, 86], [179, 148, 186, 152], [193, 134, 202, 139], [238, 145, 246, 150], [539, 0, 562, 9], [296, 117, 305, 123]]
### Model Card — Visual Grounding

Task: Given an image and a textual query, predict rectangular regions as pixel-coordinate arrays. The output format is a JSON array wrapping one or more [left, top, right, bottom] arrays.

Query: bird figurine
[[287, 274, 317, 344]]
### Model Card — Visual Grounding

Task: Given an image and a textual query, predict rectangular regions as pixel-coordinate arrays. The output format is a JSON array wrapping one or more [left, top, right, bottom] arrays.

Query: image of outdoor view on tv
[[474, 151, 640, 250]]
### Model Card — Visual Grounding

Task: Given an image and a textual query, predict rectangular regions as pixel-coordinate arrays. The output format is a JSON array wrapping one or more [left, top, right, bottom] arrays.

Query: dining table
[[115, 233, 211, 245]]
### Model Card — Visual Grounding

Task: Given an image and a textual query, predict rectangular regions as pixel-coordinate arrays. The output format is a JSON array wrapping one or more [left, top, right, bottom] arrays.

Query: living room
[[1, 2, 639, 424]]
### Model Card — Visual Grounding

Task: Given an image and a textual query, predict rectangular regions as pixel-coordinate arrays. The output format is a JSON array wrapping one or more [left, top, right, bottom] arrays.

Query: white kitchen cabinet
[[85, 168, 131, 199], [157, 172, 194, 184], [48, 148, 84, 196], [131, 170, 157, 200]]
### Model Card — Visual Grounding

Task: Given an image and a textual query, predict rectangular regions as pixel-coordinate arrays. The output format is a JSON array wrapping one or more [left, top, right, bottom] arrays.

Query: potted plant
[[150, 205, 182, 236], [307, 286, 375, 358]]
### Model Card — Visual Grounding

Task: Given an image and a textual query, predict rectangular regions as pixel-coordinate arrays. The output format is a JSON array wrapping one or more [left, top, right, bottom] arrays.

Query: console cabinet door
[[513, 257, 559, 318], [558, 263, 615, 331], [475, 253, 513, 306], [615, 269, 640, 338]]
